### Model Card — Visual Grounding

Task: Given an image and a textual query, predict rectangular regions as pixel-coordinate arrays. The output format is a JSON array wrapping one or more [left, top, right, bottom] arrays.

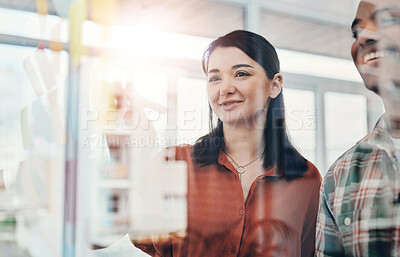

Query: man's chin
[[362, 74, 380, 94]]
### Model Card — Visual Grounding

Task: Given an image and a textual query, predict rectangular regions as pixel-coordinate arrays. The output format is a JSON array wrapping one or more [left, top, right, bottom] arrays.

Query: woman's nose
[[219, 80, 236, 96]]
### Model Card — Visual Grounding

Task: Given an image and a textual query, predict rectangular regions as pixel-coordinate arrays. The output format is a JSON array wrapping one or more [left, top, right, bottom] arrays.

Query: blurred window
[[0, 7, 68, 42], [285, 88, 317, 165], [324, 92, 368, 168]]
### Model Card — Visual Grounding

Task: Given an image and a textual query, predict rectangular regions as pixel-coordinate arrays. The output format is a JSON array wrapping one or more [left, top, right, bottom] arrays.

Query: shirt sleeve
[[315, 185, 345, 256]]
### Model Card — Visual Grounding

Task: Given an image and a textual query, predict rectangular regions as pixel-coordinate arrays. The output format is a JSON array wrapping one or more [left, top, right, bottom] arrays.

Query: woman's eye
[[208, 76, 220, 82], [235, 71, 250, 77]]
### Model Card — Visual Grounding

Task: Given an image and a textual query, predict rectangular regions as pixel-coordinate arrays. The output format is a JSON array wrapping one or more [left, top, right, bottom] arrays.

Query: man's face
[[351, 0, 400, 94]]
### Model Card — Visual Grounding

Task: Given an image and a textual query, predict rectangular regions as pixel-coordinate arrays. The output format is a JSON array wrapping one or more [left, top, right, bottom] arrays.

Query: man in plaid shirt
[[316, 0, 400, 256]]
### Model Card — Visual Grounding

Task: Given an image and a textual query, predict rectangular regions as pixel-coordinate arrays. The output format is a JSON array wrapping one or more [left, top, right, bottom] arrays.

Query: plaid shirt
[[316, 115, 400, 256]]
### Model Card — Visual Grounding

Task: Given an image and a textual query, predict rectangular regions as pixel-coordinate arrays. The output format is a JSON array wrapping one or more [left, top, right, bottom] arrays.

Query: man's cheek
[[351, 42, 359, 63]]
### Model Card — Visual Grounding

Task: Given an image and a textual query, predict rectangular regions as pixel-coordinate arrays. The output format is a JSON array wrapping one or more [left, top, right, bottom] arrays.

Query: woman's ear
[[269, 73, 283, 99]]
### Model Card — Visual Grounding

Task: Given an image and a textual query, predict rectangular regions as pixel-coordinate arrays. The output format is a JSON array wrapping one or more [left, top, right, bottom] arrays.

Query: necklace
[[222, 149, 262, 180]]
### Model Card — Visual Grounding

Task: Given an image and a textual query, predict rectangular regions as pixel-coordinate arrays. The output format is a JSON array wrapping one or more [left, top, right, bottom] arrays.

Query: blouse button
[[230, 246, 236, 254], [344, 217, 351, 226], [239, 209, 244, 216]]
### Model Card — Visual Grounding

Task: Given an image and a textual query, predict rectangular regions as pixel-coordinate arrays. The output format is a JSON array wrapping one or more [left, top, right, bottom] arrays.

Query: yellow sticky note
[[49, 20, 65, 52], [69, 0, 88, 67], [49, 40, 64, 52], [36, 0, 48, 15], [89, 0, 118, 25]]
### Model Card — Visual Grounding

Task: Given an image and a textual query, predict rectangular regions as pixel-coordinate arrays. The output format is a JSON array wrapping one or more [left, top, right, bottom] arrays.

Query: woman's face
[[206, 46, 280, 127]]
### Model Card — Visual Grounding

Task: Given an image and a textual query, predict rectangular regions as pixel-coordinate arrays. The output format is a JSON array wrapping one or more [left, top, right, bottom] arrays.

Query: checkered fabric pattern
[[316, 115, 400, 256]]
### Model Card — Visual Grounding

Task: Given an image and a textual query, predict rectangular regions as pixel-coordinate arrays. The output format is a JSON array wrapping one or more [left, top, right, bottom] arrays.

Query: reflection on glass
[[80, 58, 186, 253], [177, 78, 209, 145], [129, 151, 187, 247], [0, 43, 67, 256], [0, 1, 379, 256]]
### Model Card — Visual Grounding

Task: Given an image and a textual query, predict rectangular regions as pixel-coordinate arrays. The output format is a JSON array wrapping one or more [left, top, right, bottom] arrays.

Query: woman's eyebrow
[[208, 64, 254, 74], [232, 64, 254, 69], [208, 68, 219, 74]]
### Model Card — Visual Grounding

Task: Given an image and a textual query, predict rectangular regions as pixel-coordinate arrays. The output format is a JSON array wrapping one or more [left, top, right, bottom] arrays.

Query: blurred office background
[[0, 0, 384, 256]]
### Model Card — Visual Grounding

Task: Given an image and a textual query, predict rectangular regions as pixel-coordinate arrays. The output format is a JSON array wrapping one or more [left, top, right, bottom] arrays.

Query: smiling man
[[315, 0, 400, 256]]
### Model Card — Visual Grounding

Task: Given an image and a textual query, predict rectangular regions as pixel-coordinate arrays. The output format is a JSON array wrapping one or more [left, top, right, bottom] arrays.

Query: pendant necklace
[[223, 149, 262, 180]]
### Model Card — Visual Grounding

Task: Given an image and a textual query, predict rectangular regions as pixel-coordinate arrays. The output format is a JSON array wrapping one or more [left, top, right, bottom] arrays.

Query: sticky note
[[34, 50, 57, 90], [23, 56, 44, 97], [89, 0, 118, 25], [36, 0, 48, 15], [20, 106, 34, 150]]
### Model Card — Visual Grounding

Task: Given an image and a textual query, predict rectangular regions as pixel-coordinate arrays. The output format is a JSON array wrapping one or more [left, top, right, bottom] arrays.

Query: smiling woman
[[133, 30, 322, 257], [205, 47, 275, 127], [195, 30, 312, 177]]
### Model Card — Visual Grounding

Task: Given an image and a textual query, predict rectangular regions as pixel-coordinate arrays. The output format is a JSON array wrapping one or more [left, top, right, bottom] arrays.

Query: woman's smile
[[220, 99, 244, 110]]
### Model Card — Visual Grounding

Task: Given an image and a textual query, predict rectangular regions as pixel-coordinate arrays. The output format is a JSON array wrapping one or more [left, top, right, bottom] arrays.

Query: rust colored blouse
[[135, 146, 321, 257]]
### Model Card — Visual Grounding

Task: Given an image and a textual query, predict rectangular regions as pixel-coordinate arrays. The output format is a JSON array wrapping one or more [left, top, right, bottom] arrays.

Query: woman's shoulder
[[303, 160, 322, 183]]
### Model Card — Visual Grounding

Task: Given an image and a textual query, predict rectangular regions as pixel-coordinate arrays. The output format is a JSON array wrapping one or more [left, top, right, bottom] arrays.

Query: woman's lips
[[220, 101, 243, 110]]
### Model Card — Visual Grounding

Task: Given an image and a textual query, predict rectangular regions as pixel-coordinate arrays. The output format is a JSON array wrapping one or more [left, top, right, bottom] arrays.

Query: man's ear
[[269, 73, 283, 99]]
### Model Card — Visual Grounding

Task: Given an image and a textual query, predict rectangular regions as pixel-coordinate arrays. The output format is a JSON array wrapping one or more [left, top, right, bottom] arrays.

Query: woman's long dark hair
[[192, 30, 307, 177]]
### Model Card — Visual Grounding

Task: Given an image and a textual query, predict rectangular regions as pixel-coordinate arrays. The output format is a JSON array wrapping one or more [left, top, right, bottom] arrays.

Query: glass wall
[[0, 43, 68, 256], [0, 0, 386, 256]]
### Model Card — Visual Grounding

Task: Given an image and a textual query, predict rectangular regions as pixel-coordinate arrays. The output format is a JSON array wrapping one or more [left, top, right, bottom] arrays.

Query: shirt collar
[[218, 149, 281, 177], [363, 114, 396, 162]]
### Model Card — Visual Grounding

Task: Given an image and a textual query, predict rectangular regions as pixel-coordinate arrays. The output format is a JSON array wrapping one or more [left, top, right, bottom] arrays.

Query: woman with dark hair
[[133, 30, 321, 257]]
